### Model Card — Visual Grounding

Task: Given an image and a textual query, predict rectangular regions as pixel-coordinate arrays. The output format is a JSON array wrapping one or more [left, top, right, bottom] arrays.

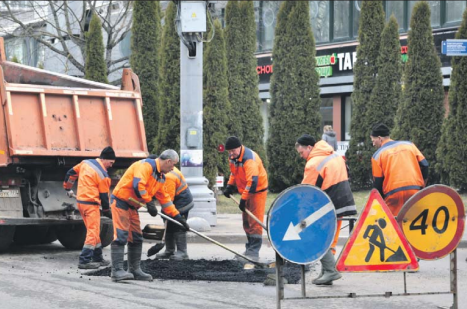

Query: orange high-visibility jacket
[[228, 146, 268, 200], [165, 167, 194, 213], [112, 158, 179, 217], [371, 139, 428, 200], [302, 140, 357, 217], [63, 159, 110, 210]]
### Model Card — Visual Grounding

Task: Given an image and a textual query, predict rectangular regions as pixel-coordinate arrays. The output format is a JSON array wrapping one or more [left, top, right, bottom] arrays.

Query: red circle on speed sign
[[396, 185, 465, 260]]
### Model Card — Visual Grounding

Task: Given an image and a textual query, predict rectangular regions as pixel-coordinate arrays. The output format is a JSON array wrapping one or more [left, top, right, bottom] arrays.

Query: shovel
[[128, 197, 273, 269], [229, 196, 267, 230], [147, 221, 167, 257]]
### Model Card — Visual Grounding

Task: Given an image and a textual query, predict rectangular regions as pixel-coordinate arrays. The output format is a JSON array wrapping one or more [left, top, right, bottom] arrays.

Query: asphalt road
[[0, 241, 465, 309]]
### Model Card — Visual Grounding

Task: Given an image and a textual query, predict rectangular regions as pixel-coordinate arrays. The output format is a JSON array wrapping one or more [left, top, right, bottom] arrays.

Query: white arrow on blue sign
[[442, 39, 467, 56], [267, 184, 337, 265]]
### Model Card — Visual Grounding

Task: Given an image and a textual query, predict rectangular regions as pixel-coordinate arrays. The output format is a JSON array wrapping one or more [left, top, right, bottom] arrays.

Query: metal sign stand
[[274, 249, 458, 309]]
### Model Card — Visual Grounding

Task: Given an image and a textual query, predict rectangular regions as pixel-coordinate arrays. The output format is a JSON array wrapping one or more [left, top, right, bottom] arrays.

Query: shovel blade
[[147, 243, 165, 257]]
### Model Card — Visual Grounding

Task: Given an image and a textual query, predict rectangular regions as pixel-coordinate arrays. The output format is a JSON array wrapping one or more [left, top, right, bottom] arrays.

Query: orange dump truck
[[0, 38, 148, 251]]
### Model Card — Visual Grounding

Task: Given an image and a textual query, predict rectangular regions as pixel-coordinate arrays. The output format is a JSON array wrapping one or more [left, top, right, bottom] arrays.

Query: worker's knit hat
[[371, 123, 390, 137], [100, 146, 116, 160], [225, 136, 242, 150], [296, 134, 316, 147]]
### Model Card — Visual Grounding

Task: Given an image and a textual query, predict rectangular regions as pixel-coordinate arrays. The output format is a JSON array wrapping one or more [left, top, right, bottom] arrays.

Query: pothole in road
[[85, 259, 312, 283]]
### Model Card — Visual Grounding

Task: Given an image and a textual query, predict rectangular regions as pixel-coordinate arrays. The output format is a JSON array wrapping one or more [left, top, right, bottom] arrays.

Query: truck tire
[[56, 224, 86, 250], [0, 226, 16, 252], [100, 220, 114, 248], [14, 226, 49, 245], [40, 226, 58, 244]]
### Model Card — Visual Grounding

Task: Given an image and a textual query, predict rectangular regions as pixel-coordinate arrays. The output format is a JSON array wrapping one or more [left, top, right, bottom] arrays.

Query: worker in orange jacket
[[223, 136, 268, 261], [110, 150, 190, 283], [63, 146, 115, 269], [296, 134, 357, 286], [148, 165, 194, 260], [370, 123, 428, 216]]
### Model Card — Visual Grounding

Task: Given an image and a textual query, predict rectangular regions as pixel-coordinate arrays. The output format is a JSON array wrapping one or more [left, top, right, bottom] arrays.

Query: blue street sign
[[441, 39, 467, 56], [267, 184, 337, 265]]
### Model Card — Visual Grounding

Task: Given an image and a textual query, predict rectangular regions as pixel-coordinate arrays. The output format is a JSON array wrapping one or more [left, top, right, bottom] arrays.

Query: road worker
[[148, 165, 194, 260], [370, 123, 428, 216], [223, 136, 268, 261], [110, 150, 190, 282], [63, 146, 115, 269], [295, 134, 357, 285]]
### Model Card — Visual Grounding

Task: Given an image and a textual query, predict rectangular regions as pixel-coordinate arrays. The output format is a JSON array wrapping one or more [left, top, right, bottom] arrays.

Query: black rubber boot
[[92, 244, 110, 266], [314, 249, 342, 285], [170, 232, 189, 260], [155, 232, 175, 259], [245, 236, 262, 261], [111, 243, 134, 282], [128, 242, 153, 281]]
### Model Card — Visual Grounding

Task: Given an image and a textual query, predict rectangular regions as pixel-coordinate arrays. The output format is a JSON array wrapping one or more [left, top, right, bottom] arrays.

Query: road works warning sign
[[336, 189, 419, 272]]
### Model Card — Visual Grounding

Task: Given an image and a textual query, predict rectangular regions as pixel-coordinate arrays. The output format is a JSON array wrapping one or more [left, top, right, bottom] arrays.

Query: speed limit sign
[[396, 185, 465, 260]]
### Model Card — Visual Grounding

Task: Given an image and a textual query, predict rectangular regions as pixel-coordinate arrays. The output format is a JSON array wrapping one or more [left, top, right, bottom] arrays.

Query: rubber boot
[[92, 245, 110, 267], [245, 236, 262, 262], [170, 231, 189, 260], [155, 232, 175, 259], [127, 242, 153, 281], [78, 246, 101, 269], [311, 268, 324, 284], [110, 243, 134, 282], [314, 249, 342, 285]]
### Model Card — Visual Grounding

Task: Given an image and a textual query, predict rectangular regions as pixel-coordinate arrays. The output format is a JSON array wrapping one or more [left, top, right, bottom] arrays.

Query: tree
[[437, 8, 467, 190], [224, 1, 266, 161], [366, 15, 401, 134], [203, 20, 230, 188], [130, 1, 161, 149], [154, 2, 180, 153], [267, 1, 321, 192], [84, 12, 108, 83], [0, 1, 132, 79], [346, 0, 385, 190], [393, 1, 445, 184]]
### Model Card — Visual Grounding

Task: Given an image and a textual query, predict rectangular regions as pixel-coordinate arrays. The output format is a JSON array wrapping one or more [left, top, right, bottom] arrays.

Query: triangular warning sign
[[336, 189, 419, 272]]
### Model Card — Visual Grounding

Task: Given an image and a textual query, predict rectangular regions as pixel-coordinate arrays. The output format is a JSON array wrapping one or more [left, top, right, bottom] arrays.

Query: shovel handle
[[229, 196, 267, 230], [128, 197, 266, 267]]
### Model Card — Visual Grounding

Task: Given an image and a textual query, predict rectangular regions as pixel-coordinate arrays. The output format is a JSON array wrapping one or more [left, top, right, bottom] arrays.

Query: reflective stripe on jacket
[[302, 140, 357, 217], [228, 146, 268, 201], [63, 159, 110, 209], [371, 139, 428, 199], [165, 167, 194, 214], [112, 158, 178, 217]]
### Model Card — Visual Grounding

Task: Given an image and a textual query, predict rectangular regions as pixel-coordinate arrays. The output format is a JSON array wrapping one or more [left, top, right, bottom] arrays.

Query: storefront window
[[409, 1, 440, 28], [386, 1, 405, 31], [446, 1, 466, 24], [255, 1, 281, 52], [310, 1, 330, 43], [353, 1, 362, 37], [334, 1, 350, 39], [320, 97, 333, 130], [344, 96, 352, 141]]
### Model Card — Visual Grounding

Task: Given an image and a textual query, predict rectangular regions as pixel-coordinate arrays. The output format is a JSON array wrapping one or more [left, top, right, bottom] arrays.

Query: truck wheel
[[100, 221, 114, 248], [40, 227, 58, 244], [14, 226, 49, 245], [0, 226, 16, 252], [56, 224, 86, 250]]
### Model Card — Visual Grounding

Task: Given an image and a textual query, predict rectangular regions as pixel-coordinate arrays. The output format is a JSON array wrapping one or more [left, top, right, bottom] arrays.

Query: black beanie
[[100, 146, 116, 160], [225, 136, 242, 150], [296, 134, 316, 147], [371, 123, 390, 137]]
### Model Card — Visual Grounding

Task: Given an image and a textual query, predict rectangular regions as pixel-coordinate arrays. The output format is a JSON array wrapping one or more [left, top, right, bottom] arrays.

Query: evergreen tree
[[11, 55, 20, 63], [130, 1, 161, 150], [367, 15, 402, 133], [203, 20, 230, 188], [346, 1, 384, 190], [154, 2, 180, 153], [393, 1, 444, 184], [267, 1, 321, 192], [437, 8, 467, 190], [84, 12, 108, 83]]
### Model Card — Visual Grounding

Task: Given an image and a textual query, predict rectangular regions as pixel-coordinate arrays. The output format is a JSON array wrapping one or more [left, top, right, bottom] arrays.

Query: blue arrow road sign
[[267, 184, 336, 264], [442, 39, 467, 56]]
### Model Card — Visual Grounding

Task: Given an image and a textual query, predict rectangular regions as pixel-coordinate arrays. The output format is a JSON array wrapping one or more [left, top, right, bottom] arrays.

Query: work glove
[[66, 190, 74, 198], [223, 185, 235, 198], [102, 208, 112, 219], [146, 199, 158, 217], [239, 199, 246, 212], [174, 214, 190, 231]]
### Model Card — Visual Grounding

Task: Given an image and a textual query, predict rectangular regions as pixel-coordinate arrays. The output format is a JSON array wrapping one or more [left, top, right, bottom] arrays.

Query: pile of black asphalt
[[85, 259, 309, 283]]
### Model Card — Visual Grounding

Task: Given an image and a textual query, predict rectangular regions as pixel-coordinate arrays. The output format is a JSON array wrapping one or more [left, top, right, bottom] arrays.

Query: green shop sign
[[315, 53, 337, 78]]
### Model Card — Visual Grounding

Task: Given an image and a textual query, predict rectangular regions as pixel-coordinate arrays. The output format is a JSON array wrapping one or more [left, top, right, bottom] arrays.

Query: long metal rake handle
[[229, 195, 267, 230]]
